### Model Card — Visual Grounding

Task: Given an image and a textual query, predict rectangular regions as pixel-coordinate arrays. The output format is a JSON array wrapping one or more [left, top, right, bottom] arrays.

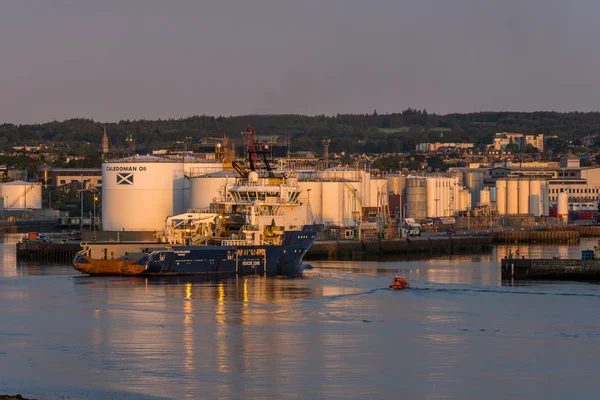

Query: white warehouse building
[[102, 155, 223, 231]]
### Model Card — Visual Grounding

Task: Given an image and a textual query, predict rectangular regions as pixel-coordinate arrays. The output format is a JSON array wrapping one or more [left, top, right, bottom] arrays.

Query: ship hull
[[73, 224, 321, 276]]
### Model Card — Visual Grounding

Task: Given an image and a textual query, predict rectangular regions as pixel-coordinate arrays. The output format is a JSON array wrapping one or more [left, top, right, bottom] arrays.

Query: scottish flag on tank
[[117, 173, 134, 185]]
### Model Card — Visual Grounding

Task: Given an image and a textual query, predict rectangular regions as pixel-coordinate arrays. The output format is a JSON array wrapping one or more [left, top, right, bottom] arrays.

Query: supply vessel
[[73, 125, 322, 276]]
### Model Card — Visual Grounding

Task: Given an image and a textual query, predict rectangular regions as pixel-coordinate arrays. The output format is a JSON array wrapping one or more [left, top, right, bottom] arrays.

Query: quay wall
[[501, 258, 600, 280], [305, 236, 493, 261], [16, 241, 82, 263], [492, 230, 579, 244]]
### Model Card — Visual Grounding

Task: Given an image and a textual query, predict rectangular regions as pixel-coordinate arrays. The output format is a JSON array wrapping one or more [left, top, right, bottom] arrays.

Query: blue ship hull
[[74, 224, 321, 276]]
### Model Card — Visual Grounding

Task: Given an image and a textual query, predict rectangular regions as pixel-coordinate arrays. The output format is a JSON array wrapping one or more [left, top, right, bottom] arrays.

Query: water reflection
[[4, 237, 600, 399]]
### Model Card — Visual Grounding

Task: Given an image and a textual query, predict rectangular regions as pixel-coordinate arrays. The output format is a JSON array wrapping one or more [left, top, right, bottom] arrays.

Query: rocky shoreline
[[0, 395, 35, 400]]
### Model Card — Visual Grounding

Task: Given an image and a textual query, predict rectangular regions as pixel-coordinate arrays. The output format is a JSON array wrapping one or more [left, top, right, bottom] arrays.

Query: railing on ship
[[221, 239, 255, 246], [211, 197, 299, 206]]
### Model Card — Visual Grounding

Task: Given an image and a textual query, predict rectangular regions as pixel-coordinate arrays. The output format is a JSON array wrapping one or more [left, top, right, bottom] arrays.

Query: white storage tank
[[463, 189, 472, 211], [321, 181, 344, 226], [1, 181, 42, 210], [464, 170, 485, 206], [557, 192, 569, 223], [529, 180, 542, 217], [506, 180, 519, 215], [541, 182, 550, 216], [518, 179, 530, 215], [479, 188, 491, 206], [496, 180, 507, 215], [426, 178, 437, 217], [189, 171, 236, 210], [369, 178, 388, 208], [386, 174, 405, 196], [405, 177, 427, 220], [297, 181, 323, 224], [490, 186, 497, 202], [102, 155, 223, 231]]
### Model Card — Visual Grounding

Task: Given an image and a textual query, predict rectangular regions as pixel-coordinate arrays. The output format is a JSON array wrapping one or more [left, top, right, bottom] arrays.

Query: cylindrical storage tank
[[321, 181, 344, 225], [490, 186, 497, 202], [369, 178, 388, 208], [557, 192, 569, 223], [406, 177, 427, 220], [464, 171, 484, 206], [506, 180, 519, 215], [496, 180, 507, 215], [529, 180, 542, 217], [386, 174, 405, 196], [462, 189, 471, 211], [297, 181, 323, 224], [479, 188, 491, 206], [541, 181, 550, 216], [102, 156, 187, 231], [190, 171, 236, 210], [1, 181, 42, 210], [518, 179, 530, 215], [426, 178, 436, 217], [441, 178, 448, 215]]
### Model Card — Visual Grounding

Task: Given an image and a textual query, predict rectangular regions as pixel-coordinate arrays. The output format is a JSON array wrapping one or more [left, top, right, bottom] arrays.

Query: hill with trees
[[1, 110, 599, 157]]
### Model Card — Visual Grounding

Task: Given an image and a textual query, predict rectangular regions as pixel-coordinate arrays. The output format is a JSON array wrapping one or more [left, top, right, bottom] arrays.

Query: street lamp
[[467, 202, 472, 230], [93, 191, 98, 239], [80, 174, 84, 231], [306, 188, 312, 223]]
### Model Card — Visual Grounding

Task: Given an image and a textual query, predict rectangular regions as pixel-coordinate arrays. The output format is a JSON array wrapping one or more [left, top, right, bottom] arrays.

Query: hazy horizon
[[2, 0, 600, 124]]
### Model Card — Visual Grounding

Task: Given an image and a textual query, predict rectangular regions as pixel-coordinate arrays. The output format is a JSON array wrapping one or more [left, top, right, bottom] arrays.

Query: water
[[2, 233, 600, 399]]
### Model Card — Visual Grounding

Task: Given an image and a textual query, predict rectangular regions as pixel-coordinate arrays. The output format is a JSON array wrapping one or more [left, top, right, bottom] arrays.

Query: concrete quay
[[305, 235, 493, 261], [501, 258, 600, 281]]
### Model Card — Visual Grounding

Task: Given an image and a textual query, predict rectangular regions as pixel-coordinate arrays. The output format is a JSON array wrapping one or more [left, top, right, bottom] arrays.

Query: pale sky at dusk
[[1, 0, 599, 124]]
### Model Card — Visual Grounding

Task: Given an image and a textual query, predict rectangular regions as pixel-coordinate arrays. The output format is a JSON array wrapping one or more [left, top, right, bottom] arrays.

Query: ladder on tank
[[7, 184, 36, 209]]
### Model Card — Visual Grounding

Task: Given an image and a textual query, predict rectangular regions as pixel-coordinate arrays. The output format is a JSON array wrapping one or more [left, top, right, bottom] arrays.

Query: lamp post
[[80, 174, 84, 231], [93, 191, 98, 239], [467, 202, 471, 230], [306, 188, 311, 224]]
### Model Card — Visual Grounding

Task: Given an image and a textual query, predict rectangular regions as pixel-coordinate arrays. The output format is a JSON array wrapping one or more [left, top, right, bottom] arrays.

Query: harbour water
[[2, 233, 600, 399]]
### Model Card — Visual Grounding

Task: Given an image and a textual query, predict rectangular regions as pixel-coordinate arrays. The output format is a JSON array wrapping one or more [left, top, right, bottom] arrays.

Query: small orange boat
[[389, 276, 410, 290]]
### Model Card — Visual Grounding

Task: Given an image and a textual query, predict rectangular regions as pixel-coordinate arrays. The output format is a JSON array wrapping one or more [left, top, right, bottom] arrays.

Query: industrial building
[[37, 164, 102, 188]]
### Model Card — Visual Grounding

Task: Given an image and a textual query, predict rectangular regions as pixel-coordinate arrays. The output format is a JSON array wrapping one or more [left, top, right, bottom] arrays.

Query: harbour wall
[[16, 241, 82, 263], [305, 236, 493, 261], [501, 258, 600, 281]]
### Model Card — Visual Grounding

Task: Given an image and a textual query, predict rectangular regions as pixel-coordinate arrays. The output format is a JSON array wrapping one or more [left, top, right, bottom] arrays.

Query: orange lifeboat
[[389, 276, 410, 290]]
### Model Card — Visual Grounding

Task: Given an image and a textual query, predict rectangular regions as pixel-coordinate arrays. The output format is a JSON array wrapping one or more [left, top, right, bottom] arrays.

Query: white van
[[408, 224, 421, 237]]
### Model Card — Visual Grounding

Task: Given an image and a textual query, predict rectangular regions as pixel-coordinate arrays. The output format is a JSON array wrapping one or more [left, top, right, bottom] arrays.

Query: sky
[[1, 0, 600, 124]]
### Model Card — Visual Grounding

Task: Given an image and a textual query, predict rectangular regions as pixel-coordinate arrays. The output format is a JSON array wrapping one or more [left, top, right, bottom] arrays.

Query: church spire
[[102, 126, 109, 154]]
